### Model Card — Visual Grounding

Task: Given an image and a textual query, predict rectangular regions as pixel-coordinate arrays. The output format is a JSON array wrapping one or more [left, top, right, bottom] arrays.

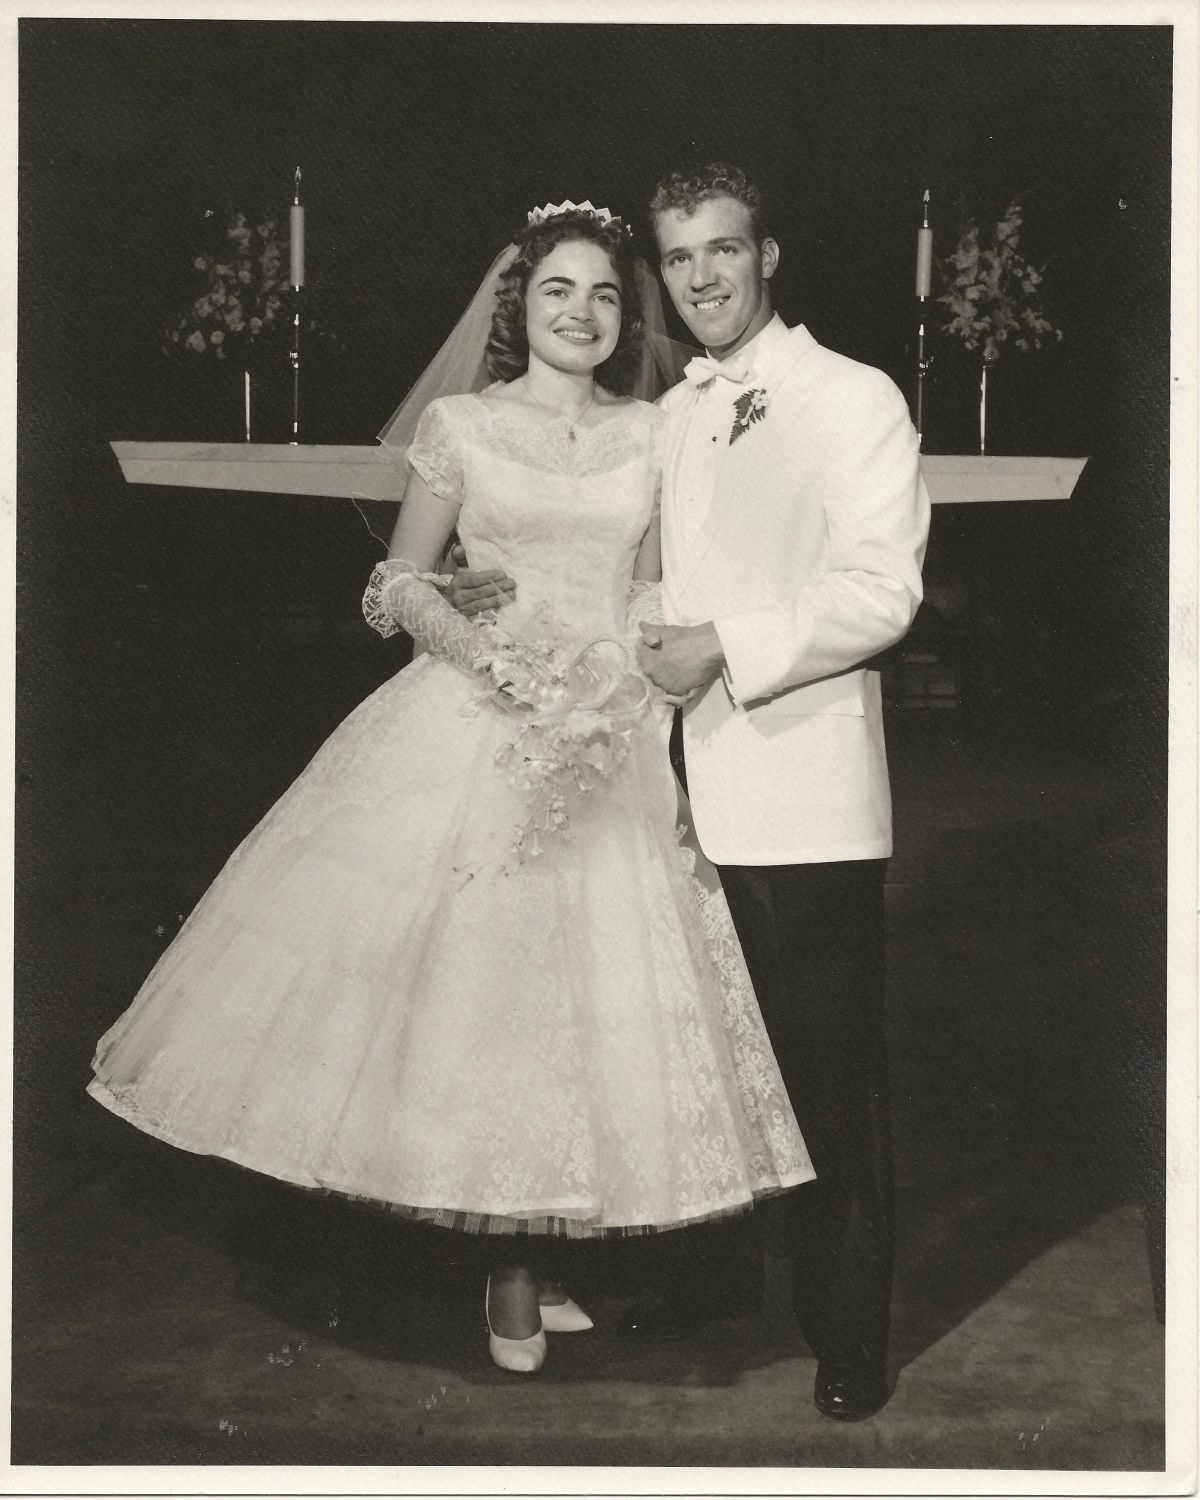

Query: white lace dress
[[88, 393, 814, 1237]]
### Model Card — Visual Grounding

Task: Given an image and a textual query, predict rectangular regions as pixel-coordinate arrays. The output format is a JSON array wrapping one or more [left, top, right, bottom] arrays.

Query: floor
[[11, 692, 1168, 1472]]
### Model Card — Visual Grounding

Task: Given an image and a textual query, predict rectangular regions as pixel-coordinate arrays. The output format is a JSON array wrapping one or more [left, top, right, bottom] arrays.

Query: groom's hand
[[443, 542, 517, 618], [637, 621, 726, 698]]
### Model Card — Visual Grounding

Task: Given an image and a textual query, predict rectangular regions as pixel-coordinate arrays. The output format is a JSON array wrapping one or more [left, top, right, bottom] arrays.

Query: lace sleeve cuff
[[363, 558, 452, 640], [625, 579, 665, 633]]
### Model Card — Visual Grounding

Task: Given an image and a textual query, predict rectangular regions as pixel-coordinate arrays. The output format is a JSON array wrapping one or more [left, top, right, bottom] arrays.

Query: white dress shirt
[[674, 315, 797, 695], [674, 369, 734, 557], [675, 314, 794, 558]]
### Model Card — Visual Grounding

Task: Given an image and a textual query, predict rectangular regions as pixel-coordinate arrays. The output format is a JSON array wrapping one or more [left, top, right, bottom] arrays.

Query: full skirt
[[89, 652, 814, 1236]]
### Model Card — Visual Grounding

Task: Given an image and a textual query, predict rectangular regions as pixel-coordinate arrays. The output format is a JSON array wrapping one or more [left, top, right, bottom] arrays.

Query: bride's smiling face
[[524, 239, 623, 377]]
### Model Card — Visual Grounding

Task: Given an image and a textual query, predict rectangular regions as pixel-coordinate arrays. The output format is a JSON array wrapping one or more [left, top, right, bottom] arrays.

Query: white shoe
[[486, 1277, 546, 1373], [539, 1295, 595, 1334]]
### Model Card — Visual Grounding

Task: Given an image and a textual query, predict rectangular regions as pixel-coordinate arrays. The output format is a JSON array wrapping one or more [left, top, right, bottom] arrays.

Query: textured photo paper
[[2, 0, 1196, 1494]]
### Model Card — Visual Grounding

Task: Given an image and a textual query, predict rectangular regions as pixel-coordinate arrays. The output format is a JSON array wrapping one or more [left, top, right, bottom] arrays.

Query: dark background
[[16, 17, 1170, 1278]]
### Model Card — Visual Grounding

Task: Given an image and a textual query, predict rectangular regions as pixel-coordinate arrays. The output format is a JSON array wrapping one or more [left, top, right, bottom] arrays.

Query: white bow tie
[[683, 355, 752, 388]]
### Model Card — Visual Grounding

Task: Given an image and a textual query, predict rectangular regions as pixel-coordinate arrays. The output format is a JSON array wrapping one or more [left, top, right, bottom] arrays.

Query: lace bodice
[[409, 394, 665, 645]]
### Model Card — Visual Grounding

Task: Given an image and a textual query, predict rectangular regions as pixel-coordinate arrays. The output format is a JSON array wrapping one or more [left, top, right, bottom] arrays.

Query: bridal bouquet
[[475, 623, 650, 867]]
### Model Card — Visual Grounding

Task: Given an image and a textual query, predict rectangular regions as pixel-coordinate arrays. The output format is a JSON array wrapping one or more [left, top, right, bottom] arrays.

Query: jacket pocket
[[742, 668, 867, 718]]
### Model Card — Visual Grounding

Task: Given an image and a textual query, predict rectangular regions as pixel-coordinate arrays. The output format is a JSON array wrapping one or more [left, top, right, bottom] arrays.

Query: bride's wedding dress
[[89, 393, 814, 1236]]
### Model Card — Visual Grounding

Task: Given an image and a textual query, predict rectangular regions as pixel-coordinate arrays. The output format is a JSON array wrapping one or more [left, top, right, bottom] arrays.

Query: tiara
[[526, 198, 627, 232]]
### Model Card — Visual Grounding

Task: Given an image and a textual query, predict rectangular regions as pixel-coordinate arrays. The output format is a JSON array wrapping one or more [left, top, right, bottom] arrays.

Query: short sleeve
[[407, 399, 465, 507]]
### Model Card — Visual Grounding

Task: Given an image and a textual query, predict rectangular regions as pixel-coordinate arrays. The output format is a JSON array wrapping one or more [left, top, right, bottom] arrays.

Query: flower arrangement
[[161, 211, 287, 362], [938, 201, 1062, 363], [475, 622, 651, 868], [161, 209, 336, 364]]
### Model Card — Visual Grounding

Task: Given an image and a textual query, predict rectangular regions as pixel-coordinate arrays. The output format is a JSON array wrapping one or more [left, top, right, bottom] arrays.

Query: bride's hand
[[443, 542, 517, 618]]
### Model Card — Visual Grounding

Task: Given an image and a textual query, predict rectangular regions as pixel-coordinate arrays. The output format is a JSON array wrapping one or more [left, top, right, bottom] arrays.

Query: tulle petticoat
[[89, 652, 814, 1237]]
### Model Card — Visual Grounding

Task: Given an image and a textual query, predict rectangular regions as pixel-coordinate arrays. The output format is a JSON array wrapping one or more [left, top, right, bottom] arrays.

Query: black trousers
[[648, 851, 894, 1365], [722, 857, 893, 1363]]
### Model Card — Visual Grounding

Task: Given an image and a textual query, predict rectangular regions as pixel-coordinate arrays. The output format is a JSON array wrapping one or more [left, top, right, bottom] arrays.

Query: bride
[[88, 200, 814, 1374]]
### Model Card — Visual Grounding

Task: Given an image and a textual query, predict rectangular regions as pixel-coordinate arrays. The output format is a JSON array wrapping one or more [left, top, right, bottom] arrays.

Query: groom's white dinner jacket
[[659, 316, 930, 866]]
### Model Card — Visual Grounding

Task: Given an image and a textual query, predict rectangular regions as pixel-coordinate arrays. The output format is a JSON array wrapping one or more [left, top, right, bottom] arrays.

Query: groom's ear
[[760, 237, 780, 282]]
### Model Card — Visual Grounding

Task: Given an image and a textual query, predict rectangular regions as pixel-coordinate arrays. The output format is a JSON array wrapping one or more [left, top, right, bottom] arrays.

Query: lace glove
[[623, 580, 679, 733], [363, 558, 491, 675], [625, 579, 665, 634]]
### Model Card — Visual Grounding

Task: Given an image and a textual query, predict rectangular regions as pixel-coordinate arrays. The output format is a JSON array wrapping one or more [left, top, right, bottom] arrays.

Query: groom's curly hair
[[649, 162, 771, 247], [486, 211, 645, 395]]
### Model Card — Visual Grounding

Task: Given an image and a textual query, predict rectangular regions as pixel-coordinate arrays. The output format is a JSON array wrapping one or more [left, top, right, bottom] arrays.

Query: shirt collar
[[711, 313, 791, 388]]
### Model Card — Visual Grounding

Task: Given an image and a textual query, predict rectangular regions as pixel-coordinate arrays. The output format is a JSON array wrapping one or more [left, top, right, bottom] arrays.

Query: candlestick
[[980, 361, 989, 455], [244, 369, 251, 442], [290, 166, 305, 288], [914, 189, 933, 448], [289, 166, 303, 443]]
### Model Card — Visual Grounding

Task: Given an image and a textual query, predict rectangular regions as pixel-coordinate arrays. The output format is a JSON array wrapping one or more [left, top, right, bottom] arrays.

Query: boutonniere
[[730, 388, 769, 445]]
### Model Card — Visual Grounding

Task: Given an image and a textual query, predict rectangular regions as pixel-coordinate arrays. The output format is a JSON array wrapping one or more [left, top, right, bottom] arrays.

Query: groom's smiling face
[[654, 195, 779, 359]]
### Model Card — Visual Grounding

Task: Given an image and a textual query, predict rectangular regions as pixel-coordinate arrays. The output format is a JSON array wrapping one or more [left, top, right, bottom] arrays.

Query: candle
[[290, 166, 305, 288], [916, 189, 933, 299], [244, 369, 251, 442]]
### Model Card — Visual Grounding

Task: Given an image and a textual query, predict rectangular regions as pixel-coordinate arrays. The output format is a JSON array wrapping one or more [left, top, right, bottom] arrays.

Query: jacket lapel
[[663, 385, 698, 499], [661, 383, 702, 582], [670, 326, 820, 602], [673, 407, 756, 591]]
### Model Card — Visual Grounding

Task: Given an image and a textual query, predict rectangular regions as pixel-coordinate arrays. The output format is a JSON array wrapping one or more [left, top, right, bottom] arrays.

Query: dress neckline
[[469, 390, 636, 437]]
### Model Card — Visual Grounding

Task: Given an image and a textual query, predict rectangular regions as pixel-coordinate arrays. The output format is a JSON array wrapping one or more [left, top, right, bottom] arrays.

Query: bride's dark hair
[[486, 211, 644, 394]]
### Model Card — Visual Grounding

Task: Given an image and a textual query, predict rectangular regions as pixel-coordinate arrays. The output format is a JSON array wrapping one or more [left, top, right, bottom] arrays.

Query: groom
[[628, 162, 929, 1421]]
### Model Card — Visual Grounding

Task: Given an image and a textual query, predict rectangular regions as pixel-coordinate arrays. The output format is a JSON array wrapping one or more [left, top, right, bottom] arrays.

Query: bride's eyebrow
[[537, 275, 622, 295]]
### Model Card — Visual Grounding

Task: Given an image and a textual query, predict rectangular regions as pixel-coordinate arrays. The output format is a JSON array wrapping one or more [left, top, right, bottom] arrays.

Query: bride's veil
[[374, 243, 518, 454], [632, 259, 697, 400]]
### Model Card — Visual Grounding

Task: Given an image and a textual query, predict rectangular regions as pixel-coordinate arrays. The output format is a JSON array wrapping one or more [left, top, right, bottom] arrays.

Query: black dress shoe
[[813, 1357, 889, 1421], [618, 1297, 711, 1341]]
